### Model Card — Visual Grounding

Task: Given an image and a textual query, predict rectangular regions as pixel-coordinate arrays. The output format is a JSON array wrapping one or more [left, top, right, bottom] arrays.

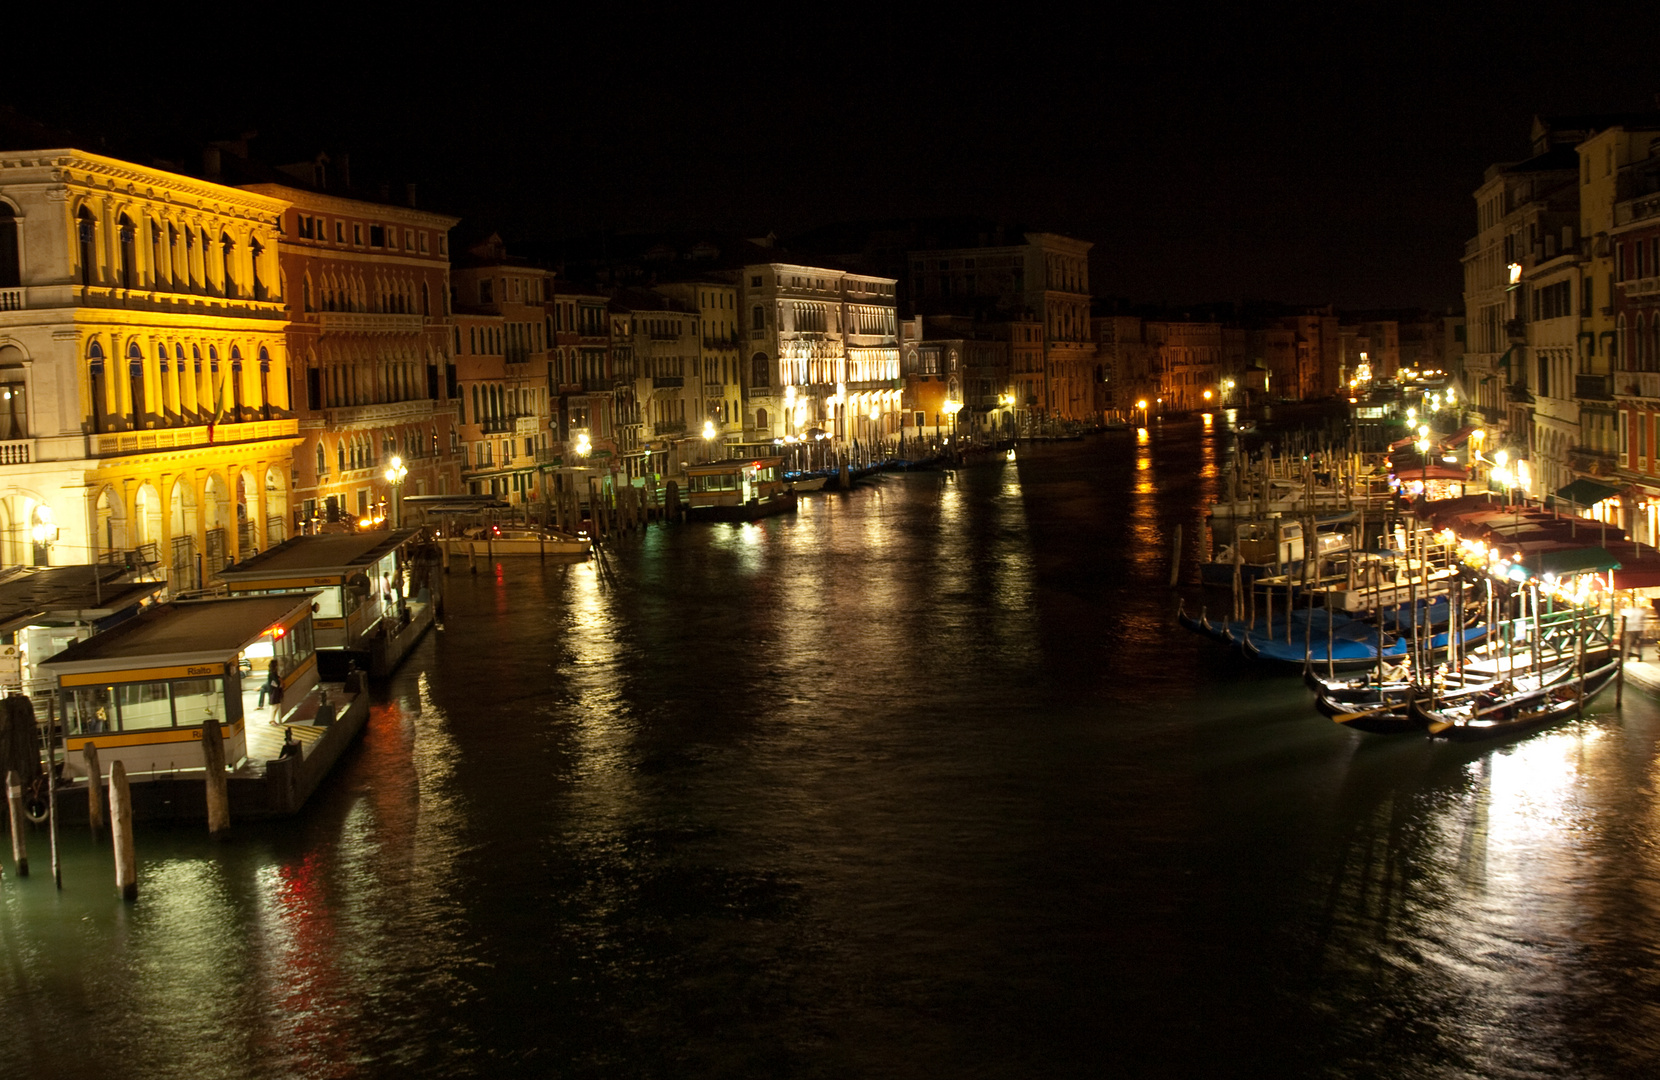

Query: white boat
[[448, 526, 590, 556], [787, 475, 829, 493]]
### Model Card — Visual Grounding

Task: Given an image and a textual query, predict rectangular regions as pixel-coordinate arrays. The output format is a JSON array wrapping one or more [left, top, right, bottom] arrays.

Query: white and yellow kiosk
[[41, 594, 318, 780]]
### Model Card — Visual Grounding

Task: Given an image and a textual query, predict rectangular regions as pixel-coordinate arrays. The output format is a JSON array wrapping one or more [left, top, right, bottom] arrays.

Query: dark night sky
[[4, 8, 1655, 310]]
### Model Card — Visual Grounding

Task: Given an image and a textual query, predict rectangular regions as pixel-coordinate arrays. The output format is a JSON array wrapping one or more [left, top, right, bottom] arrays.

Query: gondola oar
[[1334, 701, 1405, 724]]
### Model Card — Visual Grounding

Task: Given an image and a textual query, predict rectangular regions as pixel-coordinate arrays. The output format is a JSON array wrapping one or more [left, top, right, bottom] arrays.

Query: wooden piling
[[109, 760, 136, 901], [1168, 524, 1182, 587], [201, 717, 230, 839], [6, 769, 26, 877], [84, 741, 105, 833]]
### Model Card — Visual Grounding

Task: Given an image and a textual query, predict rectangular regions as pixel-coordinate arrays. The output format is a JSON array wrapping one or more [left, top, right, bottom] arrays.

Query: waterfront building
[[907, 232, 1095, 422], [1091, 314, 1156, 414], [0, 148, 296, 590], [654, 281, 744, 450], [239, 165, 462, 529], [739, 262, 900, 445], [451, 236, 554, 503], [547, 284, 632, 482], [1608, 129, 1660, 542], [1462, 125, 1581, 451], [611, 288, 702, 475]]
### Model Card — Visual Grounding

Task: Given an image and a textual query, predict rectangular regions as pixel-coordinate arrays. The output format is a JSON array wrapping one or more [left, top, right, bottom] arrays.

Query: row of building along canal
[[5, 422, 1660, 1079]]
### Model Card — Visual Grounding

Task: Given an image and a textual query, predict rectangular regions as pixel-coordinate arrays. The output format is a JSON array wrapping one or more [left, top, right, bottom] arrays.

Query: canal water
[[5, 421, 1660, 1079]]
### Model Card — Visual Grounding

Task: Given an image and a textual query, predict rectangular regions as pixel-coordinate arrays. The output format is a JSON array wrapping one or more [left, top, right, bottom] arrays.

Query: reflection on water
[[3, 427, 1660, 1078]]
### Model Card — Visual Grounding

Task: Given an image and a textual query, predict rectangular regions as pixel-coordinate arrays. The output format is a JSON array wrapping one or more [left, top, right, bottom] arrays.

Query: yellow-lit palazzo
[[0, 151, 298, 588]]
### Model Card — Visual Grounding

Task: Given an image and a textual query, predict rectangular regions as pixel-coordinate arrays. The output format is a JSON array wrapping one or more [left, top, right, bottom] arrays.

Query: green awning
[[1524, 546, 1621, 578], [1553, 478, 1620, 506]]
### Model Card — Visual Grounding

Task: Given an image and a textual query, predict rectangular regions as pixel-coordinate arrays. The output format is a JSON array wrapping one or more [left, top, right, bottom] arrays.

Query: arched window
[[150, 220, 165, 290], [303, 274, 313, 312], [230, 346, 245, 420], [258, 346, 272, 420], [0, 203, 19, 291], [316, 442, 327, 477], [756, 407, 768, 431], [0, 343, 27, 439], [337, 442, 346, 474], [157, 345, 171, 425], [174, 344, 188, 420], [752, 352, 770, 388], [220, 233, 236, 297], [127, 341, 145, 426], [77, 208, 97, 287], [207, 346, 221, 419], [1617, 314, 1628, 370], [250, 238, 265, 301], [87, 340, 109, 433], [117, 214, 136, 290]]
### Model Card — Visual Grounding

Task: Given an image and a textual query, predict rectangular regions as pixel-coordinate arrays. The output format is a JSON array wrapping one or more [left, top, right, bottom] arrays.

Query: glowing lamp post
[[1136, 399, 1148, 429], [702, 419, 717, 461], [30, 506, 57, 565], [383, 455, 407, 529], [1415, 425, 1431, 501]]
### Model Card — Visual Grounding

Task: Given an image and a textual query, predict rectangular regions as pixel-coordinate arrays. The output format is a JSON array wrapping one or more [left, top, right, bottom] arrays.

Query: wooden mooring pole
[[201, 716, 230, 839], [84, 741, 106, 834], [6, 769, 26, 877], [110, 761, 137, 901], [1168, 524, 1182, 588]]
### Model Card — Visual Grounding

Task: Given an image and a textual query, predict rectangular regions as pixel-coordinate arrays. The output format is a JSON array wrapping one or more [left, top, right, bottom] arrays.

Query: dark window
[[78, 208, 96, 287], [118, 215, 136, 290], [0, 204, 17, 289], [369, 225, 385, 247]]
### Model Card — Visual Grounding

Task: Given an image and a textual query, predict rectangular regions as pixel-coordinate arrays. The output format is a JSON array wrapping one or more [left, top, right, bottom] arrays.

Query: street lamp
[[383, 455, 407, 529], [1414, 424, 1431, 500], [30, 505, 57, 565], [1136, 398, 1148, 429], [702, 419, 717, 461]]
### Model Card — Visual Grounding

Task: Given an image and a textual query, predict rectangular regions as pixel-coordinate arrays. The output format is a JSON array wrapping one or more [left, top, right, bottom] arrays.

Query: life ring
[[23, 795, 48, 824]]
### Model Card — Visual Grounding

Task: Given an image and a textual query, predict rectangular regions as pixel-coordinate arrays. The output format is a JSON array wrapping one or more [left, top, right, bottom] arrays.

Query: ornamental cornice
[[11, 149, 290, 220]]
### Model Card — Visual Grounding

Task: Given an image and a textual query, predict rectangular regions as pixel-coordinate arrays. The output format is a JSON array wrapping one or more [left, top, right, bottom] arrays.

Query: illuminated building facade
[[1609, 131, 1660, 541], [450, 237, 554, 502], [654, 281, 743, 447], [0, 149, 296, 589], [740, 263, 899, 444], [611, 289, 701, 475], [239, 175, 462, 526], [549, 285, 628, 475]]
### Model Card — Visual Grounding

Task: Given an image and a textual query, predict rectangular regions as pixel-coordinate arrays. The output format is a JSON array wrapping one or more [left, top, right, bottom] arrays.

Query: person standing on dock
[[260, 658, 284, 722]]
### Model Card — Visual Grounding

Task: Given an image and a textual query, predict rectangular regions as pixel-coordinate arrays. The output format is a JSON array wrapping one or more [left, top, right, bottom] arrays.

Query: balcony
[[514, 415, 542, 436], [0, 439, 32, 464], [315, 311, 427, 336], [0, 288, 22, 312], [94, 417, 299, 457], [1576, 373, 1614, 400], [1618, 370, 1660, 400], [1619, 276, 1660, 299], [324, 399, 439, 427], [652, 376, 684, 389], [653, 420, 686, 437], [1505, 319, 1527, 342]]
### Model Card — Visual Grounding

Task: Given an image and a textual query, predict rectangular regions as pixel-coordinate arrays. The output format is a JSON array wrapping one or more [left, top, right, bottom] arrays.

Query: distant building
[[451, 236, 555, 502], [907, 232, 1096, 422]]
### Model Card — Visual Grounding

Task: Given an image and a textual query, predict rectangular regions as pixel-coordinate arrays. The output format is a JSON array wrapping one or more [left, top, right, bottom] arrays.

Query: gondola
[[1412, 653, 1619, 741]]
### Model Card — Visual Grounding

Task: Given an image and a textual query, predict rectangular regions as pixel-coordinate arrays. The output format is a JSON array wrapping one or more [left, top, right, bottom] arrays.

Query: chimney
[[406, 183, 418, 208], [202, 147, 221, 178]]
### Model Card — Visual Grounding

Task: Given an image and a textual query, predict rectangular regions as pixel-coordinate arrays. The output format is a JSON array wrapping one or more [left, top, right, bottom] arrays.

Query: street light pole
[[383, 455, 407, 530]]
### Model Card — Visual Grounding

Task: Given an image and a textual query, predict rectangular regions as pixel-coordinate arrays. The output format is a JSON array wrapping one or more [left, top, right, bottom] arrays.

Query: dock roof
[[41, 595, 313, 675], [0, 564, 165, 634], [216, 530, 418, 581]]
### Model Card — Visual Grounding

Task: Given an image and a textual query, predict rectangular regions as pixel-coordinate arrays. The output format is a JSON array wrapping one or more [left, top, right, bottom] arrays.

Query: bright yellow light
[[1495, 449, 1509, 468], [1136, 399, 1147, 410], [702, 420, 716, 440], [1203, 389, 1213, 401]]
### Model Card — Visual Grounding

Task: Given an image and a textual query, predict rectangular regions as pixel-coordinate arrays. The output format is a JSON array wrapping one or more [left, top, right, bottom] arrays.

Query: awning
[[1553, 478, 1620, 507], [1521, 545, 1621, 578]]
